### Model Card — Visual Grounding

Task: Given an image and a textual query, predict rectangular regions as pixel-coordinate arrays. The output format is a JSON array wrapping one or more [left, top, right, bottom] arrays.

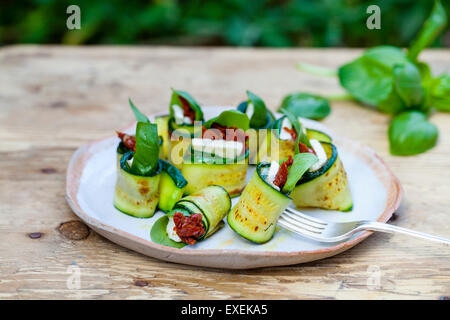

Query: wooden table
[[0, 46, 449, 300]]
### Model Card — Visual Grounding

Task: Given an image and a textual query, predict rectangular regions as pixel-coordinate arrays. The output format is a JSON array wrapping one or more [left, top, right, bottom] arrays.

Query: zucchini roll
[[116, 99, 164, 166], [114, 99, 187, 218], [167, 89, 204, 168], [114, 150, 161, 218], [116, 133, 163, 168], [290, 141, 353, 211], [237, 91, 275, 163], [151, 185, 231, 247], [228, 153, 318, 243], [181, 110, 250, 197]]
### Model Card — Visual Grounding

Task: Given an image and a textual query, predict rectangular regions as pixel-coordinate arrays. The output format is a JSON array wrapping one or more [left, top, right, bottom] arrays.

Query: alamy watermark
[[366, 5, 381, 30], [66, 5, 81, 30], [66, 264, 81, 290], [366, 265, 381, 290]]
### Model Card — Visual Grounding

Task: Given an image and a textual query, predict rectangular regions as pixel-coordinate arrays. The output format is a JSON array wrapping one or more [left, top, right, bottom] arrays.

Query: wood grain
[[0, 45, 449, 300]]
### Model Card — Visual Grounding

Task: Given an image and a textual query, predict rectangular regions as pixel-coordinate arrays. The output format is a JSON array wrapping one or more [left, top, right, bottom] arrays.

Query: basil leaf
[[129, 98, 150, 123], [408, 0, 447, 61], [203, 110, 250, 130], [388, 111, 438, 156], [363, 46, 410, 68], [281, 108, 310, 151], [338, 55, 393, 106], [393, 62, 424, 108], [430, 74, 450, 112], [279, 93, 331, 120], [130, 122, 160, 176], [282, 153, 318, 194], [246, 90, 271, 128], [378, 85, 406, 115], [150, 215, 186, 249]]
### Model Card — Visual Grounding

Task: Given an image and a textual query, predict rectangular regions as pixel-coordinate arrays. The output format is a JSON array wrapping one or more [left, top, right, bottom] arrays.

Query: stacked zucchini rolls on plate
[[112, 89, 353, 247]]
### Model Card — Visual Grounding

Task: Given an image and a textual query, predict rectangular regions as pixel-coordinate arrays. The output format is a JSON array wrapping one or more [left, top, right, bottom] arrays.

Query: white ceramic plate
[[66, 106, 402, 269]]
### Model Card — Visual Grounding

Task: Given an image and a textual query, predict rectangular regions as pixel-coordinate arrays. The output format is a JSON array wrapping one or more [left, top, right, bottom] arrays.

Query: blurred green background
[[1, 0, 449, 47]]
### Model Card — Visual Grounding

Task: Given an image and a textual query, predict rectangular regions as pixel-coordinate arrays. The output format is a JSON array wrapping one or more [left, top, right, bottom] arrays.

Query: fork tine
[[279, 214, 323, 234], [285, 207, 328, 225], [282, 211, 326, 230], [278, 218, 322, 237]]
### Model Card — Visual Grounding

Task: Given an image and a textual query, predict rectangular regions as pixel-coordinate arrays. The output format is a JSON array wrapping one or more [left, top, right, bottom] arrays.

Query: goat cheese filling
[[166, 217, 182, 242], [192, 138, 243, 159], [172, 104, 193, 125], [308, 139, 327, 171]]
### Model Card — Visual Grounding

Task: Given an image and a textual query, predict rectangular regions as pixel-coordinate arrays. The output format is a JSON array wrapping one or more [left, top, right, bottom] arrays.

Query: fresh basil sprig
[[295, 0, 447, 156], [389, 111, 438, 156]]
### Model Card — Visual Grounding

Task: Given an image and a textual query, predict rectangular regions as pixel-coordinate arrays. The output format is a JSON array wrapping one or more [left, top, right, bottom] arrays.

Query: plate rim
[[65, 107, 403, 268]]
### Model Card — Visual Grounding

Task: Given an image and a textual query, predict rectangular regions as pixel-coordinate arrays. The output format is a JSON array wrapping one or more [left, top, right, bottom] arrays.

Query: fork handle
[[361, 222, 450, 245]]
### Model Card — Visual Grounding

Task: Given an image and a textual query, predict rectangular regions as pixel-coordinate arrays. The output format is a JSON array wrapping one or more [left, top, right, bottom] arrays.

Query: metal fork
[[278, 207, 450, 244]]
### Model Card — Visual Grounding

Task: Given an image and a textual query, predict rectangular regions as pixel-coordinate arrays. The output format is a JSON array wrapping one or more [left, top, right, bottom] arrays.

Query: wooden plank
[[0, 45, 449, 299]]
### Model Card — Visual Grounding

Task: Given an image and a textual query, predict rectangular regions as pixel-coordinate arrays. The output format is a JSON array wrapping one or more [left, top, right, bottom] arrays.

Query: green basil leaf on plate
[[150, 215, 186, 249], [282, 153, 318, 194], [130, 122, 160, 176], [246, 90, 271, 128], [279, 93, 331, 120], [388, 111, 438, 156], [129, 98, 150, 123], [203, 109, 250, 130], [408, 0, 447, 61]]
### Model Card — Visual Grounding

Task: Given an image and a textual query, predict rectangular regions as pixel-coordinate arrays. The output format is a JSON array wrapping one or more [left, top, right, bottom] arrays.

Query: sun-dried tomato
[[209, 123, 247, 143], [273, 155, 293, 190], [298, 141, 315, 154], [283, 127, 297, 141], [173, 212, 206, 245], [116, 131, 136, 152], [179, 96, 196, 124]]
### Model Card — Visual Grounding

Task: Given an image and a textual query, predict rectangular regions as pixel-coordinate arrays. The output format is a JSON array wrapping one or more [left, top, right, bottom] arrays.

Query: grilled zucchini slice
[[181, 148, 249, 197], [290, 142, 352, 211], [227, 162, 291, 243], [113, 152, 162, 218]]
